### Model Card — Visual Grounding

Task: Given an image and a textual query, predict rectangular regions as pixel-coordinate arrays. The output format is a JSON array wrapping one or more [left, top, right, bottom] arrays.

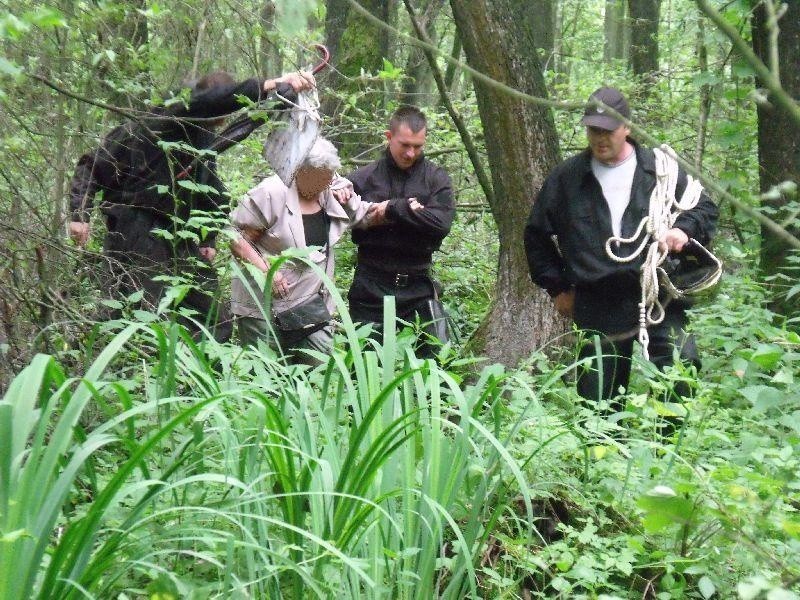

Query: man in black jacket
[[347, 105, 455, 354], [69, 70, 314, 341], [524, 87, 718, 404]]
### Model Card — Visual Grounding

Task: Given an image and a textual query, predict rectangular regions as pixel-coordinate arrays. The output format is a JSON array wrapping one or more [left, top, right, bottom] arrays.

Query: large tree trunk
[[449, 0, 566, 366], [604, 0, 627, 62], [751, 0, 800, 316], [628, 0, 660, 79]]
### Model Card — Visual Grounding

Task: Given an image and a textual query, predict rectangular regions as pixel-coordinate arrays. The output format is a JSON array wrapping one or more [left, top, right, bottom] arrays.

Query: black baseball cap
[[581, 86, 630, 131]]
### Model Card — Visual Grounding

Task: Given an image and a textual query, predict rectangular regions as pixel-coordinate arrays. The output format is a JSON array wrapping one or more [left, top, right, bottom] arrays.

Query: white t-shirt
[[591, 151, 637, 238]]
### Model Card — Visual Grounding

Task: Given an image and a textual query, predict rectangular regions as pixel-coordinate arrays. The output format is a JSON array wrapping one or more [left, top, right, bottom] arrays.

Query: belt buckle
[[394, 273, 409, 287]]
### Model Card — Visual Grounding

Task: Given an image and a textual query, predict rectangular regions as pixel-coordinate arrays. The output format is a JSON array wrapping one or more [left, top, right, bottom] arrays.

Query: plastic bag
[[263, 88, 321, 186]]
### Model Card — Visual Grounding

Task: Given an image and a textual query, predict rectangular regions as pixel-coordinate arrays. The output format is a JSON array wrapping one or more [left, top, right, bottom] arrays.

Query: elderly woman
[[230, 137, 372, 362]]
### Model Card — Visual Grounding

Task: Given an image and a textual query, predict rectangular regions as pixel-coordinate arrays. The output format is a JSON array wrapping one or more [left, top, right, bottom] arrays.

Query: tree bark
[[751, 0, 800, 315], [531, 0, 556, 69], [259, 1, 283, 76], [449, 0, 566, 366], [400, 0, 445, 103], [628, 0, 660, 79], [323, 0, 396, 155], [604, 0, 627, 62]]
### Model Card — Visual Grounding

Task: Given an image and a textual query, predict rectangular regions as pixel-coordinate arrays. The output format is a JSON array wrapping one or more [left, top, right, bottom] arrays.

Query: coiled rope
[[604, 144, 704, 359]]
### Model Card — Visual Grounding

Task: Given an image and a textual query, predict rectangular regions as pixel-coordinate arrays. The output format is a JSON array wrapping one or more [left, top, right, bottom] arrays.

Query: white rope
[[604, 144, 704, 359]]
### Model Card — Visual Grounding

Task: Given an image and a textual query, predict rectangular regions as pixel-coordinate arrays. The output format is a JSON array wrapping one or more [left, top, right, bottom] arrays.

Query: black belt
[[357, 264, 430, 288]]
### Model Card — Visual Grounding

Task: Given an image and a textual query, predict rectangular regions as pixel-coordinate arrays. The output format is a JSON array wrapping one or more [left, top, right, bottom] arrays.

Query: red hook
[[311, 43, 331, 74]]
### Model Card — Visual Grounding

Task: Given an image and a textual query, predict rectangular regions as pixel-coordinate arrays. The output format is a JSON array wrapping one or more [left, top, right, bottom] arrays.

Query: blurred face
[[386, 124, 426, 170], [586, 124, 631, 164], [295, 167, 334, 199]]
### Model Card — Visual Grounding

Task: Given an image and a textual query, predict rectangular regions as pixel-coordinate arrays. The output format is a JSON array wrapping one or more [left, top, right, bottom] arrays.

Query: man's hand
[[366, 200, 390, 226], [69, 221, 90, 247], [553, 289, 575, 318], [272, 270, 289, 298], [660, 228, 689, 253], [266, 70, 316, 93], [408, 197, 423, 211], [199, 247, 216, 262]]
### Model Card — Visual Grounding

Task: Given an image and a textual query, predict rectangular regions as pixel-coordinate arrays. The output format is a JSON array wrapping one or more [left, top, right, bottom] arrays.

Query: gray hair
[[301, 137, 341, 172]]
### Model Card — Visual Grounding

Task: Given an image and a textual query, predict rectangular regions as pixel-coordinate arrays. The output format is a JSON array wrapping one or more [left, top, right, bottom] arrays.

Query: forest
[[0, 0, 799, 598]]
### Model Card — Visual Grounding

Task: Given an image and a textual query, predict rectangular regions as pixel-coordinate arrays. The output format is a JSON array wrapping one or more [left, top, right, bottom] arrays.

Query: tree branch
[[694, 0, 799, 125], [401, 0, 495, 206]]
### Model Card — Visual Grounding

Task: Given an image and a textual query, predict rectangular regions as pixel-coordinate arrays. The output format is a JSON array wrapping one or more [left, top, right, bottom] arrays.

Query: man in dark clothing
[[69, 70, 314, 342], [524, 87, 719, 404], [347, 105, 455, 354]]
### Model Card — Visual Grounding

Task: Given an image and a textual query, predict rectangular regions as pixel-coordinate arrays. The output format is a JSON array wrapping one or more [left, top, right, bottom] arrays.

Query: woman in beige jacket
[[229, 137, 376, 362]]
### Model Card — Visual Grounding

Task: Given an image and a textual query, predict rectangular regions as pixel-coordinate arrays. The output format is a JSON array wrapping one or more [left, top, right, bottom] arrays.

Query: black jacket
[[524, 140, 718, 299], [69, 78, 292, 246], [348, 150, 454, 273]]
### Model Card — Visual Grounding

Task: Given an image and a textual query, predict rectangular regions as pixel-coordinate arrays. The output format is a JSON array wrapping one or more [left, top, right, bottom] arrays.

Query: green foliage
[[0, 292, 549, 597]]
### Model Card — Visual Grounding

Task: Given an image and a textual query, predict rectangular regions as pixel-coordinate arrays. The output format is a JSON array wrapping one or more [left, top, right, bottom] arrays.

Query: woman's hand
[[272, 270, 289, 298]]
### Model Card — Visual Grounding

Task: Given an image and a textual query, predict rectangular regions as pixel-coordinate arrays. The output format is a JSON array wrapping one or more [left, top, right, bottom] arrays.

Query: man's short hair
[[389, 105, 427, 133], [196, 71, 235, 90]]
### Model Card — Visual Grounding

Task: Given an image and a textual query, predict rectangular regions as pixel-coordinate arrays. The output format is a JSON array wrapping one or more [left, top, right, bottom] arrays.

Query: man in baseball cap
[[524, 85, 719, 411]]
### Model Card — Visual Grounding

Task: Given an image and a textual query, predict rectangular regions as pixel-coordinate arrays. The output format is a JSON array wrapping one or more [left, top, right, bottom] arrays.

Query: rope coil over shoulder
[[605, 144, 721, 359]]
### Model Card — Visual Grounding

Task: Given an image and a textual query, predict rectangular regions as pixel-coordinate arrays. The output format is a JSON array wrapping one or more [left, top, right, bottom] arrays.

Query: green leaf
[[0, 57, 21, 76], [748, 343, 784, 370], [738, 385, 785, 412], [698, 575, 716, 599], [637, 486, 694, 533], [157, 285, 190, 314], [151, 228, 174, 240], [100, 299, 124, 310], [177, 180, 218, 194], [131, 309, 157, 322], [27, 7, 67, 29], [0, 14, 31, 40]]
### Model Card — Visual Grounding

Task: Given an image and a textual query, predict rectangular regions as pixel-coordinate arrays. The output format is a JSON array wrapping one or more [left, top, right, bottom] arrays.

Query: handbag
[[271, 207, 333, 346], [273, 290, 332, 345]]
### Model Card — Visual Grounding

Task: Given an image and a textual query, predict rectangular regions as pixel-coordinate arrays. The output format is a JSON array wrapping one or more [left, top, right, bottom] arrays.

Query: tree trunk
[[752, 0, 800, 315], [628, 0, 660, 79], [531, 0, 556, 70], [604, 0, 626, 62], [695, 14, 711, 170], [323, 0, 396, 155], [400, 0, 446, 103], [259, 1, 283, 76], [449, 0, 566, 366], [443, 32, 462, 98]]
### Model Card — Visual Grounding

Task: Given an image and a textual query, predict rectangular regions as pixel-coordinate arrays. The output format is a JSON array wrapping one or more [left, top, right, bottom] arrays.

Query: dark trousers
[[347, 266, 444, 358], [103, 207, 232, 343], [576, 301, 699, 405]]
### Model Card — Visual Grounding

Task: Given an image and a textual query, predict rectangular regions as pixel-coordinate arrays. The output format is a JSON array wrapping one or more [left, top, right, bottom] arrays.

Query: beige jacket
[[230, 174, 372, 318]]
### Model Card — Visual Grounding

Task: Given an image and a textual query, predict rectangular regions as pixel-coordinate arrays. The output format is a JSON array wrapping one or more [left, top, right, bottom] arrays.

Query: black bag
[[423, 297, 449, 345], [659, 238, 722, 302], [421, 277, 449, 346], [272, 292, 332, 345]]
